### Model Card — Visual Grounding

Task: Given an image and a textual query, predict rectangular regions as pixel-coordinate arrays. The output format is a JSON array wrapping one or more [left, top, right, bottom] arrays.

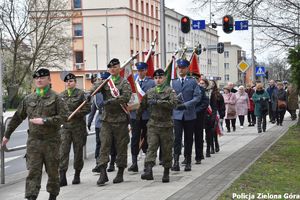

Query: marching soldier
[[128, 62, 155, 172], [172, 58, 201, 172], [138, 69, 177, 182], [1, 68, 68, 200], [91, 58, 132, 186], [59, 73, 91, 186]]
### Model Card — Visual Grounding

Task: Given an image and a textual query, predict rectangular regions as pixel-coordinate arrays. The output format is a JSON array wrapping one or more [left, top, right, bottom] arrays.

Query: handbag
[[278, 100, 287, 109]]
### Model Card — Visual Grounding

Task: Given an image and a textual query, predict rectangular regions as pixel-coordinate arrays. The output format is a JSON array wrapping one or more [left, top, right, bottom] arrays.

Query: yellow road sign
[[237, 60, 249, 72]]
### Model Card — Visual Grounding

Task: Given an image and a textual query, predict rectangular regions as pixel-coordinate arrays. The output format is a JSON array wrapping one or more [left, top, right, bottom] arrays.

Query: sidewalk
[[0, 117, 297, 200]]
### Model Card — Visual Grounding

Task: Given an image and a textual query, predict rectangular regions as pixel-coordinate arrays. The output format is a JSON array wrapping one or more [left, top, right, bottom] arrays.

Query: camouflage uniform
[[138, 86, 177, 168], [93, 77, 132, 168], [4, 89, 68, 198], [59, 88, 91, 172]]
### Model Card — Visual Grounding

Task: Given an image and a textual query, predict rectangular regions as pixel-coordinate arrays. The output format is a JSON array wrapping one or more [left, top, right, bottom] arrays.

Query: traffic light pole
[[251, 6, 256, 83]]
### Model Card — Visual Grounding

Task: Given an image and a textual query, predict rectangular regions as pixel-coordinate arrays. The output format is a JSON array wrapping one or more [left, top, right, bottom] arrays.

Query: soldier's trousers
[[59, 127, 86, 171], [98, 121, 129, 168], [25, 136, 60, 198], [145, 125, 174, 168]]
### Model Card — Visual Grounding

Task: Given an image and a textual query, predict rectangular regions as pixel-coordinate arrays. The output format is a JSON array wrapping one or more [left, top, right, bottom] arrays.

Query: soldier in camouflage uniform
[[91, 58, 132, 186], [59, 73, 91, 186], [1, 68, 68, 200], [138, 69, 177, 183]]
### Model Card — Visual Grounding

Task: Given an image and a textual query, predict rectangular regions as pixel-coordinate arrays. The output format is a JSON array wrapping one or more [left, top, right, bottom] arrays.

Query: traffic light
[[196, 44, 202, 55], [265, 71, 269, 79], [217, 42, 224, 54], [222, 15, 234, 34], [181, 16, 191, 34]]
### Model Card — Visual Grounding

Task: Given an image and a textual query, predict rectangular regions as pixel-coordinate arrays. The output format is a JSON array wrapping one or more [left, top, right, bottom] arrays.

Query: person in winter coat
[[235, 86, 249, 129], [267, 80, 278, 123], [209, 80, 225, 153], [272, 82, 287, 126], [252, 83, 270, 133], [287, 84, 299, 120], [245, 84, 256, 126], [223, 87, 237, 132]]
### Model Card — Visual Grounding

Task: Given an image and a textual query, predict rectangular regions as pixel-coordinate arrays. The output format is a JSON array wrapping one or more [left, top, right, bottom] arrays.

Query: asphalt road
[[2, 116, 97, 177]]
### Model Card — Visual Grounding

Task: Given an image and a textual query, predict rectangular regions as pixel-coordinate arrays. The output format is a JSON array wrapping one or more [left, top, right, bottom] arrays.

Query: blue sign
[[192, 20, 206, 30], [235, 20, 248, 30], [255, 66, 266, 76]]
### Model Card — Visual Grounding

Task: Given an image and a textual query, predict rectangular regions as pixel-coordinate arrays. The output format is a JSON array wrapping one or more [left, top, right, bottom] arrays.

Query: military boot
[[128, 155, 138, 172], [162, 168, 170, 183], [72, 170, 81, 184], [141, 163, 154, 180], [107, 155, 116, 172], [97, 165, 109, 186], [59, 170, 67, 187], [49, 194, 57, 200], [26, 196, 37, 200], [113, 167, 124, 184], [184, 157, 191, 171], [171, 154, 180, 171]]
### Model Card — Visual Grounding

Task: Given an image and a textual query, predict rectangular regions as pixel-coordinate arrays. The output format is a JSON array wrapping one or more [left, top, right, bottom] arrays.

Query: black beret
[[107, 58, 120, 68], [33, 68, 50, 78], [153, 69, 165, 77], [64, 73, 76, 82]]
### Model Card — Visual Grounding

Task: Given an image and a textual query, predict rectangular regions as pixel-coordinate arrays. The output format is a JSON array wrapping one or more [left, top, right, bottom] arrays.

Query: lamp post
[[94, 44, 99, 71], [102, 10, 112, 64]]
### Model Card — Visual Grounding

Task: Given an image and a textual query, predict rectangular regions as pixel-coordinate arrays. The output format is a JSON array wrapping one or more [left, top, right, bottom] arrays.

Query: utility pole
[[102, 10, 112, 64], [94, 44, 99, 71], [160, 0, 166, 68], [0, 28, 4, 184], [251, 6, 256, 83]]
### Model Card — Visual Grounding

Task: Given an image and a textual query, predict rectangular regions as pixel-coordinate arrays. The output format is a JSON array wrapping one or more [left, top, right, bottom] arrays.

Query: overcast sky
[[165, 0, 265, 62]]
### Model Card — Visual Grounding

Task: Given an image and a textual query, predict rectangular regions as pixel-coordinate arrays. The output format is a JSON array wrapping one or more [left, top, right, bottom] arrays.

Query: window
[[73, 24, 83, 37], [151, 5, 154, 17], [146, 28, 149, 41], [156, 7, 158, 18], [207, 58, 212, 65], [136, 25, 139, 39], [225, 74, 230, 81], [73, 0, 81, 9], [156, 31, 158, 43], [151, 30, 154, 41], [146, 3, 149, 15], [130, 23, 133, 38], [141, 27, 144, 40], [75, 51, 83, 63], [136, 0, 139, 12], [224, 63, 229, 69], [141, 1, 144, 13], [224, 51, 229, 58], [136, 51, 140, 62]]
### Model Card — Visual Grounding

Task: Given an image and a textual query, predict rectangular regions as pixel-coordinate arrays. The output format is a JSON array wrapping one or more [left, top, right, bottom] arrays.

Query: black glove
[[176, 104, 186, 110], [86, 93, 92, 101], [87, 123, 91, 131], [148, 99, 157, 105]]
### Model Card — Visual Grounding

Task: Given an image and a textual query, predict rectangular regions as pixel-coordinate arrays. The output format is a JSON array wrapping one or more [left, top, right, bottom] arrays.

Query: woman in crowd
[[245, 83, 256, 126], [272, 82, 287, 126], [235, 86, 249, 129], [287, 84, 299, 120], [223, 87, 237, 132], [209, 80, 225, 153], [252, 83, 269, 133]]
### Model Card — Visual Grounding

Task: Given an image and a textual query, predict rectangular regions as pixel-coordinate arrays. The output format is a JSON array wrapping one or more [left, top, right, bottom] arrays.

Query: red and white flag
[[143, 51, 155, 78], [107, 79, 120, 98], [135, 79, 146, 102]]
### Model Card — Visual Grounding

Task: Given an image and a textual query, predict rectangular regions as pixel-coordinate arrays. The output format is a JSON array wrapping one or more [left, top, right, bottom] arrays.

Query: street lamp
[[102, 10, 112, 65], [94, 44, 99, 71]]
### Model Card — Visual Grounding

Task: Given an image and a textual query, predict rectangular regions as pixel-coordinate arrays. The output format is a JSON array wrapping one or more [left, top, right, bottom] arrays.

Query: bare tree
[[267, 57, 290, 81], [0, 0, 72, 107], [192, 0, 300, 51]]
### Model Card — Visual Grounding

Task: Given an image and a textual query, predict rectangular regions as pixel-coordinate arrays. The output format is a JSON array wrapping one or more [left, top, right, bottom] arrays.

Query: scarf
[[36, 86, 50, 97]]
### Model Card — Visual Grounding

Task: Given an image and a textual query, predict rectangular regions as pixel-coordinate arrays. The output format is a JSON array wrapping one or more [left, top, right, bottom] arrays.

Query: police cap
[[101, 72, 111, 80], [135, 62, 148, 70], [176, 59, 190, 68]]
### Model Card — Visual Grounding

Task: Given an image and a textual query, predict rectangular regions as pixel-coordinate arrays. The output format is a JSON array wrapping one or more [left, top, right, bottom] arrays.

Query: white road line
[[5, 155, 23, 163]]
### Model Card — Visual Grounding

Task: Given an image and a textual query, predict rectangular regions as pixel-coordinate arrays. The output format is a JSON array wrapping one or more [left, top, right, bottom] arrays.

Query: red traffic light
[[181, 17, 188, 23], [223, 17, 229, 23]]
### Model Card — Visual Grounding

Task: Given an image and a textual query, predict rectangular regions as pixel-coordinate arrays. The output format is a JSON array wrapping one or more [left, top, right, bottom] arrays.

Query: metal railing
[[0, 116, 96, 184]]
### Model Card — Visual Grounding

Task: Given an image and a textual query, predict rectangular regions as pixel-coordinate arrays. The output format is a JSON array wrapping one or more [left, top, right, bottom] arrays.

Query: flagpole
[[144, 37, 157, 63]]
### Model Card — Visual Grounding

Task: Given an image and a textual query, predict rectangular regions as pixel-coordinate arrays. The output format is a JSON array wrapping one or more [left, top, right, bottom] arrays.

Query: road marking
[[5, 155, 23, 163]]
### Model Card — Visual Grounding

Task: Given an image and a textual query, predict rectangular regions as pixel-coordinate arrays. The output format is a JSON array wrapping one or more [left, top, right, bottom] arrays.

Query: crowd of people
[[1, 58, 299, 200]]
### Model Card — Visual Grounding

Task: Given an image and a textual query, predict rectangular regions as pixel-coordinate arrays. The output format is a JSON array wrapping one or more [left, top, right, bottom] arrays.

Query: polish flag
[[189, 53, 201, 77], [143, 51, 155, 78]]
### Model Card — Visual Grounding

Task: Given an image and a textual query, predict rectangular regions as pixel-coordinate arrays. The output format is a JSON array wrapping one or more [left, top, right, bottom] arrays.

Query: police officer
[[1, 68, 68, 200], [128, 62, 155, 172], [92, 58, 132, 186], [171, 58, 201, 172], [59, 73, 91, 186], [138, 69, 177, 182]]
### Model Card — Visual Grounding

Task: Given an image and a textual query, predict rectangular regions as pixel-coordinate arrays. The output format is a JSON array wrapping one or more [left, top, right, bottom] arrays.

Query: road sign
[[235, 20, 248, 30], [255, 66, 266, 76], [192, 20, 206, 30], [237, 60, 249, 72]]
